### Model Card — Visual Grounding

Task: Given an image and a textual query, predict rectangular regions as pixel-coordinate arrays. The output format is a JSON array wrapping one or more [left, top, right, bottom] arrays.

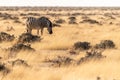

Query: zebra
[[26, 16, 53, 35]]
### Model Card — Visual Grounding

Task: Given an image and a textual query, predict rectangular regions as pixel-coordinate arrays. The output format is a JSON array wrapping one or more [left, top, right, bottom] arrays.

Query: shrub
[[20, 13, 27, 16], [8, 59, 29, 67], [68, 21, 77, 24], [0, 63, 6, 71], [44, 56, 74, 67], [68, 49, 78, 55], [0, 32, 15, 42], [27, 13, 40, 16], [77, 50, 105, 65], [18, 33, 41, 43], [0, 13, 12, 20], [14, 20, 22, 23], [68, 16, 76, 21], [94, 40, 115, 49], [53, 23, 61, 27], [81, 15, 89, 19], [71, 13, 81, 16], [80, 19, 101, 25], [68, 16, 77, 24], [73, 41, 91, 50], [7, 43, 35, 52], [0, 63, 10, 75], [104, 13, 116, 19], [55, 19, 65, 24]]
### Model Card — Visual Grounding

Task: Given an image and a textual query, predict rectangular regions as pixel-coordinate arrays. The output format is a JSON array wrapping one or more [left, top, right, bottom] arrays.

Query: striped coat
[[26, 16, 53, 35]]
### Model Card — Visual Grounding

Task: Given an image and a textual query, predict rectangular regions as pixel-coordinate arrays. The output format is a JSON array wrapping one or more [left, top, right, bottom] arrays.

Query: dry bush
[[20, 13, 27, 16], [0, 32, 15, 42], [80, 19, 101, 25], [71, 13, 81, 16], [11, 16, 19, 21], [0, 13, 19, 21], [44, 56, 74, 67], [22, 16, 28, 19], [0, 63, 10, 77], [81, 15, 89, 19], [68, 16, 77, 24], [94, 40, 115, 49], [0, 13, 12, 20], [68, 49, 78, 55], [0, 63, 6, 71], [68, 20, 77, 24], [68, 16, 76, 20], [17, 33, 41, 43], [55, 19, 65, 24], [7, 43, 35, 53], [104, 13, 116, 19], [27, 13, 40, 16], [14, 20, 22, 23], [73, 41, 91, 50], [7, 59, 29, 67], [52, 23, 61, 27], [77, 50, 105, 65], [46, 13, 62, 16]]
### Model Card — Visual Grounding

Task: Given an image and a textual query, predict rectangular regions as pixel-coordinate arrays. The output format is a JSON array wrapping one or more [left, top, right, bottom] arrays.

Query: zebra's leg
[[41, 28, 44, 35], [29, 29, 32, 34], [27, 28, 31, 33], [26, 25, 32, 34], [37, 29, 39, 35]]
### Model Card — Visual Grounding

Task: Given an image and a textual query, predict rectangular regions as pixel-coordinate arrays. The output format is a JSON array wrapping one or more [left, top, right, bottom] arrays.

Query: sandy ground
[[0, 7, 120, 80]]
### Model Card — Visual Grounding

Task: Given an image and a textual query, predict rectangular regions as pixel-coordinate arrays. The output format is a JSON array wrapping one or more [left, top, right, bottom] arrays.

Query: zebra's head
[[47, 21, 53, 34]]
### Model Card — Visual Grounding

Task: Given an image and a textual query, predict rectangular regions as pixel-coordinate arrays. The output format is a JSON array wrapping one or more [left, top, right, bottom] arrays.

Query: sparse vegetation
[[0, 13, 19, 21], [52, 23, 61, 27], [104, 13, 116, 19], [80, 18, 101, 25], [0, 63, 10, 77], [17, 33, 41, 43], [94, 40, 115, 49], [73, 41, 91, 50], [7, 43, 35, 52], [27, 13, 40, 16], [71, 12, 81, 16], [8, 59, 29, 67], [77, 50, 105, 65], [68, 16, 76, 20], [68, 16, 77, 24], [54, 19, 65, 24], [14, 20, 22, 23], [0, 7, 119, 80], [0, 63, 6, 71], [44, 56, 74, 67], [0, 32, 15, 42], [68, 20, 77, 24]]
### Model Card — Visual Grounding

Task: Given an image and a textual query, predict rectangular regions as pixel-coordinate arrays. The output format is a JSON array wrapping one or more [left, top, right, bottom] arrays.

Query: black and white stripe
[[26, 16, 53, 35]]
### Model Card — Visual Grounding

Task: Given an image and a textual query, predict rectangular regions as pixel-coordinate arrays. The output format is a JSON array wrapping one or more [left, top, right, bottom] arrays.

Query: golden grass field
[[0, 7, 120, 80]]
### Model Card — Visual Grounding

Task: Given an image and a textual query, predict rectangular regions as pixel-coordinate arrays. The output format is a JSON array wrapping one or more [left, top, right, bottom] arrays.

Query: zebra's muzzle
[[49, 31, 53, 34]]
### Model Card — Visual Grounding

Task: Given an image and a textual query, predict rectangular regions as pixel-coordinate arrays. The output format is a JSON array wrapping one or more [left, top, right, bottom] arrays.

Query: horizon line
[[0, 6, 120, 8]]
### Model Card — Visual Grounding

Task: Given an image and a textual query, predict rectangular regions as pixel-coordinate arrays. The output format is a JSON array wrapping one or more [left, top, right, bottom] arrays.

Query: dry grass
[[0, 7, 120, 80]]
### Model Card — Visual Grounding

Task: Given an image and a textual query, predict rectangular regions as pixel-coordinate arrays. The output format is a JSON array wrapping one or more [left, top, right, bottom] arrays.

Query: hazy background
[[0, 0, 120, 7]]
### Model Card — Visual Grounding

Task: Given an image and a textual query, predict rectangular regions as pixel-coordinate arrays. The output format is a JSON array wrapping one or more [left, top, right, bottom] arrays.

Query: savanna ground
[[0, 7, 120, 80]]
